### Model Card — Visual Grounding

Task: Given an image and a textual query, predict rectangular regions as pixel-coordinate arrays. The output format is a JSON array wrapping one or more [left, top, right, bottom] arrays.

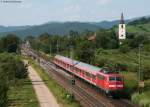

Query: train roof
[[55, 55, 79, 65], [55, 55, 100, 74], [75, 62, 101, 74], [54, 55, 122, 76]]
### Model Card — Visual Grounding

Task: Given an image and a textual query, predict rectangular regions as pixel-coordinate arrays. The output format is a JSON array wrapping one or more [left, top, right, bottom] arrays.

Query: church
[[118, 13, 126, 44]]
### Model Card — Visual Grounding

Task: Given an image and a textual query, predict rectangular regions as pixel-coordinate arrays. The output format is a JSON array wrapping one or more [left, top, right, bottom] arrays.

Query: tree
[[119, 44, 130, 53], [130, 35, 149, 48], [75, 41, 95, 63], [0, 68, 9, 107], [0, 34, 20, 53], [95, 30, 119, 49]]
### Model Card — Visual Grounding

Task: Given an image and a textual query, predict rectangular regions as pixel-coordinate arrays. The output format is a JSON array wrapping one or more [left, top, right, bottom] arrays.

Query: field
[[8, 79, 39, 107]]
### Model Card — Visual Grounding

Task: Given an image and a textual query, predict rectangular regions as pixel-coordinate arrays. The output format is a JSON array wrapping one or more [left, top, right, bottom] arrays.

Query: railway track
[[39, 58, 136, 107], [40, 60, 106, 107], [22, 47, 137, 107]]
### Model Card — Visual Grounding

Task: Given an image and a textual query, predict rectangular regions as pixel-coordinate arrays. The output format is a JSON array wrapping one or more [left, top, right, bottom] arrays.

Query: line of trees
[[27, 29, 150, 80], [0, 34, 28, 107]]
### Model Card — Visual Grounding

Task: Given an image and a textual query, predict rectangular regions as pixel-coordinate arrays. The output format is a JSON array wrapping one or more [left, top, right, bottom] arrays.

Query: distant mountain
[[0, 15, 149, 38], [0, 22, 101, 38], [0, 25, 31, 33], [0, 21, 125, 37], [92, 20, 130, 29]]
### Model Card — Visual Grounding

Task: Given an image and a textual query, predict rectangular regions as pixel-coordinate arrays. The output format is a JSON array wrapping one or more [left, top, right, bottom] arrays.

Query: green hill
[[113, 17, 150, 37], [127, 17, 150, 35], [127, 23, 150, 34]]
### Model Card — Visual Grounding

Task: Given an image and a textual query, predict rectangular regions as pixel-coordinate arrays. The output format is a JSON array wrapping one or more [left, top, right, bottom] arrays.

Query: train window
[[81, 70, 84, 74], [75, 67, 78, 72], [116, 77, 122, 81], [77, 68, 80, 72], [70, 66, 73, 70], [98, 74, 105, 80], [85, 72, 91, 77], [109, 77, 115, 81], [109, 77, 122, 81], [78, 69, 81, 73], [92, 75, 96, 79]]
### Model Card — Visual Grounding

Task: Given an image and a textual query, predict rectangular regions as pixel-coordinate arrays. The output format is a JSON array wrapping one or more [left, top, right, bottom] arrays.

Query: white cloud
[[19, 3, 32, 8], [62, 5, 82, 21], [63, 5, 80, 13], [95, 0, 112, 5], [19, 0, 33, 8]]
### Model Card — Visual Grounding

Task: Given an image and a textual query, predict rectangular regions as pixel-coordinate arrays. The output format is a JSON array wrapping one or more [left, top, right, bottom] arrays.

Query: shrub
[[0, 69, 9, 107], [132, 92, 150, 107], [119, 44, 130, 53], [0, 53, 28, 107]]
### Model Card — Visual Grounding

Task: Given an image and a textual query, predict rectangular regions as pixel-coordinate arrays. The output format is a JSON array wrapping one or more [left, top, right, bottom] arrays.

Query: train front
[[106, 74, 124, 97]]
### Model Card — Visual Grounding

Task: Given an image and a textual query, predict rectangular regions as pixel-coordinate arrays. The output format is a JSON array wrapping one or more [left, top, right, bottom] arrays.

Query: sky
[[0, 0, 150, 26]]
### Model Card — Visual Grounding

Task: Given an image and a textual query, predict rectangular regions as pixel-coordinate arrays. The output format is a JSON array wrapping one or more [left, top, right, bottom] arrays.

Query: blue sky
[[0, 0, 150, 26]]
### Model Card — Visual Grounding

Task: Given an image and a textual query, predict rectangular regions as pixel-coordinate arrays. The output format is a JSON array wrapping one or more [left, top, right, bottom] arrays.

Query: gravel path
[[26, 61, 60, 107]]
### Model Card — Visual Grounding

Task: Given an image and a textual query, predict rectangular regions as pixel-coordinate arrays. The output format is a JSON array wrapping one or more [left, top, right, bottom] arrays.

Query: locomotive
[[53, 55, 124, 95]]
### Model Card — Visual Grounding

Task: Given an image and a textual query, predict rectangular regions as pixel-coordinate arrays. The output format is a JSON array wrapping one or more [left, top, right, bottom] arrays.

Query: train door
[[96, 74, 105, 89]]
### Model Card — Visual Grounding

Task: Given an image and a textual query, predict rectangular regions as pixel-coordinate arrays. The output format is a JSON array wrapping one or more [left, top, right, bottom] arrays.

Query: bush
[[115, 63, 128, 71], [0, 69, 9, 107], [132, 92, 150, 107], [119, 44, 130, 53], [0, 53, 28, 107], [143, 65, 150, 80], [0, 34, 20, 53]]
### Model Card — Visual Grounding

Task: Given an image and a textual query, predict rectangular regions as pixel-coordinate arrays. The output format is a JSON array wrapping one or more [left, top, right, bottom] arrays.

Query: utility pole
[[57, 40, 59, 54], [69, 36, 75, 98], [49, 39, 52, 56], [138, 44, 141, 82], [138, 44, 144, 93]]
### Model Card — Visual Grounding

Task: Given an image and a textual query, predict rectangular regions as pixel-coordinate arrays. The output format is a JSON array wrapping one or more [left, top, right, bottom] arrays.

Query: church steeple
[[120, 13, 125, 24], [118, 13, 126, 44]]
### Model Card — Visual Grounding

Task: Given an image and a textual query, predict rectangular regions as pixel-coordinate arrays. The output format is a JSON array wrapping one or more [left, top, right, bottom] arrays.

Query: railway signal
[[71, 79, 75, 85]]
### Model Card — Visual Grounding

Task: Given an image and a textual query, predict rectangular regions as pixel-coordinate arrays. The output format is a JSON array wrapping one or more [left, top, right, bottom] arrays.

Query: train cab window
[[109, 77, 122, 81], [116, 77, 122, 81], [109, 77, 115, 81], [98, 74, 105, 80]]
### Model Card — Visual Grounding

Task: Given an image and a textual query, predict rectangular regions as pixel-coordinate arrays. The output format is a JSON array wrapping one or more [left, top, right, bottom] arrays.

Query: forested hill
[[126, 17, 150, 35], [0, 20, 130, 38], [0, 15, 150, 38], [0, 26, 31, 33], [0, 22, 100, 38]]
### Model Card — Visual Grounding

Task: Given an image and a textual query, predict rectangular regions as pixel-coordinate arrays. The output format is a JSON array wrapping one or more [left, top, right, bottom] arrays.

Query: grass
[[122, 72, 138, 89], [95, 49, 150, 106], [8, 78, 39, 107], [26, 57, 81, 107], [121, 72, 150, 107], [131, 89, 150, 107]]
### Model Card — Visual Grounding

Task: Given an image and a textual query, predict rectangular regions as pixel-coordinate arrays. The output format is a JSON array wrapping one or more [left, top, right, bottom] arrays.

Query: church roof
[[120, 13, 125, 24], [88, 33, 97, 41]]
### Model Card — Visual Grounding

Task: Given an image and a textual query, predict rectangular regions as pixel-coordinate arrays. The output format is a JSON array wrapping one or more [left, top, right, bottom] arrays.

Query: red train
[[53, 55, 124, 95]]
